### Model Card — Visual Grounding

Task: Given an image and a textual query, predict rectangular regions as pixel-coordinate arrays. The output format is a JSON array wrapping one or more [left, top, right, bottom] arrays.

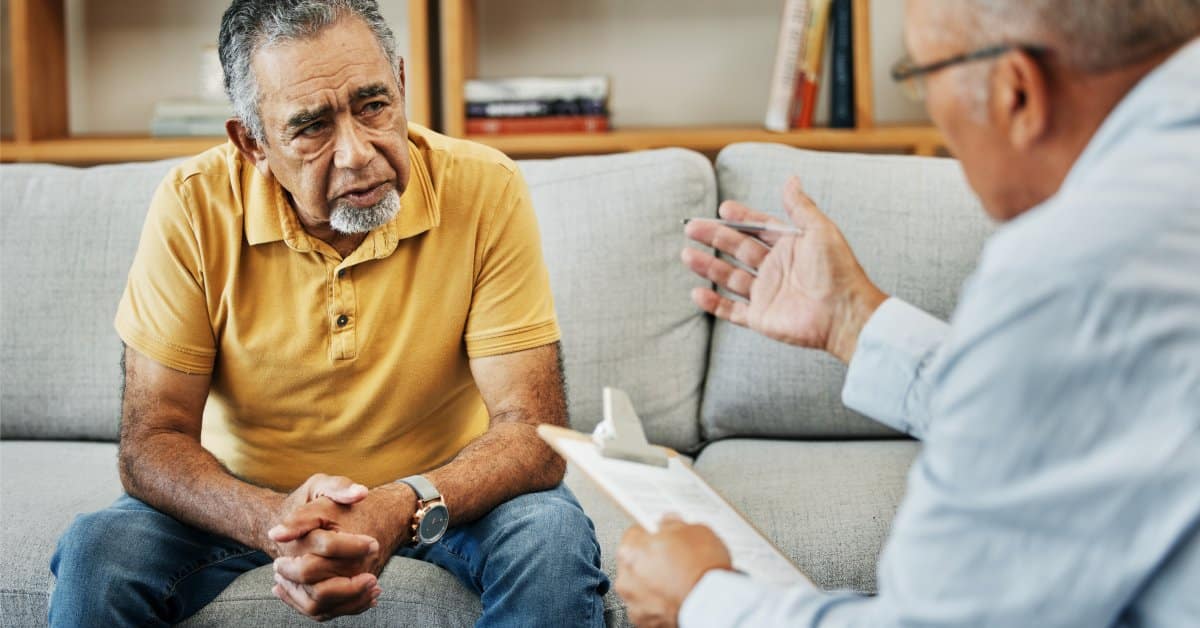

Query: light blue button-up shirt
[[680, 39, 1200, 627]]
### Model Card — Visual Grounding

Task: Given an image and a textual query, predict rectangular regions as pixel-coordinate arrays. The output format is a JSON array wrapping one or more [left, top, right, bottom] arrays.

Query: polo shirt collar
[[242, 136, 441, 255]]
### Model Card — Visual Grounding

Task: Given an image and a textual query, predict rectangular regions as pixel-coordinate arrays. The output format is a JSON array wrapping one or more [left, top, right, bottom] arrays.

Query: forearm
[[426, 421, 565, 526], [119, 431, 285, 554]]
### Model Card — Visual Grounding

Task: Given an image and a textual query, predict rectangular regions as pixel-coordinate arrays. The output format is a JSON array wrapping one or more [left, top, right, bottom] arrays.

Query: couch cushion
[[694, 438, 920, 593], [0, 441, 633, 627], [1, 161, 182, 441], [520, 148, 715, 453], [703, 144, 993, 440]]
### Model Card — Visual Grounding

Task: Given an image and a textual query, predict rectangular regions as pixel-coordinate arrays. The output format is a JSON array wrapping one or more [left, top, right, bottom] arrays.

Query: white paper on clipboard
[[542, 426, 811, 588]]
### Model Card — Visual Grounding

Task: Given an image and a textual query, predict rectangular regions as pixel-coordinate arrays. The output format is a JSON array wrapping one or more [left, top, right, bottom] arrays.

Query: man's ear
[[226, 118, 272, 177], [990, 49, 1049, 151], [398, 56, 406, 94]]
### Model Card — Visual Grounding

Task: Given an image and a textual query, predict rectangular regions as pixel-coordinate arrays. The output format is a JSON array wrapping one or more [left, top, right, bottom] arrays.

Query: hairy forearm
[[426, 421, 566, 527], [119, 431, 284, 554]]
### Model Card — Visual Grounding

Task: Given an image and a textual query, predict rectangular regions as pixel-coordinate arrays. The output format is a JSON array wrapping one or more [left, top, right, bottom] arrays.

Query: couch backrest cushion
[[703, 143, 993, 440], [520, 148, 715, 452], [2, 160, 181, 440]]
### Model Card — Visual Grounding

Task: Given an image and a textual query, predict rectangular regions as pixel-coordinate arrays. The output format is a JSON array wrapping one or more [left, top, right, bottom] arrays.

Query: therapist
[[616, 0, 1200, 625]]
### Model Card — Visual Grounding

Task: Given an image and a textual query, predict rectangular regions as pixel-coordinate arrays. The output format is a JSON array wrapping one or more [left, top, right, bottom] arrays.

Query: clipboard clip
[[591, 387, 669, 467]]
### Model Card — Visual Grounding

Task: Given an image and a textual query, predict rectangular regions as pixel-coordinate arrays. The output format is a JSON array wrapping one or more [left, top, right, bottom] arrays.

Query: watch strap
[[397, 475, 440, 503]]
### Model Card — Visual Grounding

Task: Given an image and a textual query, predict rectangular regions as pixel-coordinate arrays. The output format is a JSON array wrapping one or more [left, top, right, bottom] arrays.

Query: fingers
[[275, 553, 360, 585], [684, 221, 771, 271], [681, 248, 755, 299], [296, 529, 380, 560], [304, 473, 369, 506], [690, 287, 749, 328], [273, 571, 380, 621], [716, 200, 780, 225]]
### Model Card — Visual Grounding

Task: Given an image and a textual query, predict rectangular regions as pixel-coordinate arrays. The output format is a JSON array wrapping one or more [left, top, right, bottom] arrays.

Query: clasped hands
[[267, 473, 413, 622]]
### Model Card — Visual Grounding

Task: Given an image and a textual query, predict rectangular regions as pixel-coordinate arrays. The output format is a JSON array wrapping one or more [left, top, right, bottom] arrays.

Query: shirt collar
[[242, 132, 441, 254], [1059, 37, 1200, 194]]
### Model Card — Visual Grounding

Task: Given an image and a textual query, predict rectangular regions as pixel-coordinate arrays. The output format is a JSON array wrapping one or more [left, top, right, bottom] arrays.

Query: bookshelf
[[1, 0, 944, 164], [0, 0, 432, 165], [440, 0, 944, 157]]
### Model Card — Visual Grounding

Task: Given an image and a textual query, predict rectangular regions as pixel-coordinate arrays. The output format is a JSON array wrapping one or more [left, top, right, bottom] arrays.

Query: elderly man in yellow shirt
[[46, 1, 608, 626]]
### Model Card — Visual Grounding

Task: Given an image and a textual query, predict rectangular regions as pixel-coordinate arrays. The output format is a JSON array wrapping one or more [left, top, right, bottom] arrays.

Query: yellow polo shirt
[[115, 124, 559, 491]]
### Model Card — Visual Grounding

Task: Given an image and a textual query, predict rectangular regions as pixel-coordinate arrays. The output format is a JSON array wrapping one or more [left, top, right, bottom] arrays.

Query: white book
[[764, 0, 812, 132], [465, 76, 609, 103], [152, 100, 234, 121]]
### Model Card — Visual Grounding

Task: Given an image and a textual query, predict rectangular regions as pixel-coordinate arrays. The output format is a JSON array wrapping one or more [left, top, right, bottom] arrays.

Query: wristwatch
[[397, 475, 450, 546]]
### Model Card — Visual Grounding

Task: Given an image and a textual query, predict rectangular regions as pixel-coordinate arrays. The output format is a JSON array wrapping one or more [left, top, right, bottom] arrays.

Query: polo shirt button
[[337, 269, 346, 278], [336, 314, 349, 327]]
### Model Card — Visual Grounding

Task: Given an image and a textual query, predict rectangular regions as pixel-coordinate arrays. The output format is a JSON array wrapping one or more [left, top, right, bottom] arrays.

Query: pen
[[681, 217, 803, 235]]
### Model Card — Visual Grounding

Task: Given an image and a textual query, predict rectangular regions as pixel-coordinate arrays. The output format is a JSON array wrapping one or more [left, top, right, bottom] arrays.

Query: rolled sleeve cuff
[[841, 297, 947, 436]]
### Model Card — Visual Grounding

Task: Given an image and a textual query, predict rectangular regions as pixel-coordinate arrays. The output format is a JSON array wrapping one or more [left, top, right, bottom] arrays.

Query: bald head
[[927, 0, 1200, 73]]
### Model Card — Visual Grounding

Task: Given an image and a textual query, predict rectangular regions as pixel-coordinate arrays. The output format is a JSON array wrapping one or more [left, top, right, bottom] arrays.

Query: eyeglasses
[[891, 44, 1044, 101]]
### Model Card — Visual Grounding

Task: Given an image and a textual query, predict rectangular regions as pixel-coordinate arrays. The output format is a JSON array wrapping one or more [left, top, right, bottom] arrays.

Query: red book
[[466, 115, 609, 135]]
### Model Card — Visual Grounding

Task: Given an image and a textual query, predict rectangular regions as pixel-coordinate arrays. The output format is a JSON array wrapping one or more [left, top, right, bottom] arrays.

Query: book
[[465, 76, 609, 103], [764, 0, 812, 132], [467, 98, 608, 118], [150, 99, 233, 137], [791, 0, 833, 129], [828, 0, 855, 128], [150, 118, 229, 137], [152, 99, 233, 120], [466, 115, 609, 135]]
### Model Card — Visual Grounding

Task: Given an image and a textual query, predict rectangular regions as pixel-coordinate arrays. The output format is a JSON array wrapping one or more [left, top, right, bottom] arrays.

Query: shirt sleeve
[[680, 270, 1198, 627], [841, 297, 948, 439], [114, 175, 216, 374], [463, 167, 561, 357]]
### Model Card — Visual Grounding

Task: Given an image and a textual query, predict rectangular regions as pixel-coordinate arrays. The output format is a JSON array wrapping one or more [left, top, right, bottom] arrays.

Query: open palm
[[682, 177, 885, 363]]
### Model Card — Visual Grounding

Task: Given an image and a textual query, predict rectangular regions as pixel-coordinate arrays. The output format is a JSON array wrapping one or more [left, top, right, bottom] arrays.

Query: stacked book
[[764, 0, 855, 132], [150, 100, 232, 137], [465, 76, 610, 135]]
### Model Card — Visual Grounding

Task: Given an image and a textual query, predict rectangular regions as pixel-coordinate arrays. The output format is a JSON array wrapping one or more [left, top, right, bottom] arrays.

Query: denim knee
[[490, 485, 603, 569], [51, 506, 159, 620]]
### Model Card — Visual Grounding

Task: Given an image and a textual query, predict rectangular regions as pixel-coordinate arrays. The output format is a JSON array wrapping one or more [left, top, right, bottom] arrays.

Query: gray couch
[[0, 143, 991, 626]]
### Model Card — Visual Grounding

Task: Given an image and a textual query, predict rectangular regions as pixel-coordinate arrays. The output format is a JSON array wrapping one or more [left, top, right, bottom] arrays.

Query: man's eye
[[300, 121, 327, 137], [363, 101, 387, 114]]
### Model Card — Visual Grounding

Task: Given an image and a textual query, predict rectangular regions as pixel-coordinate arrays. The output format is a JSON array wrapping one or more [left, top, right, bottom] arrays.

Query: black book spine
[[829, 0, 855, 129]]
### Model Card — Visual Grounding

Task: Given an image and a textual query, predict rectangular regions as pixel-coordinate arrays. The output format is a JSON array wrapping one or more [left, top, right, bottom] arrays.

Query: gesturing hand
[[681, 176, 887, 363], [268, 474, 387, 621]]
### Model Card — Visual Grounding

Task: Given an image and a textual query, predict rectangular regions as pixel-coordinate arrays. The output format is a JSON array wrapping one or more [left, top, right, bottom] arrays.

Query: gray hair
[[946, 0, 1200, 72], [218, 0, 400, 142]]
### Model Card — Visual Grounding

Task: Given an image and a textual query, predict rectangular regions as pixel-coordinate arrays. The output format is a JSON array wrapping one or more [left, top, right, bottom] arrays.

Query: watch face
[[419, 503, 450, 543]]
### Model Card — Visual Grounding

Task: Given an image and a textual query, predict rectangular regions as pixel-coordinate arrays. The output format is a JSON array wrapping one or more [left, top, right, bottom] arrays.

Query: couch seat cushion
[[0, 441, 632, 627], [694, 438, 920, 593]]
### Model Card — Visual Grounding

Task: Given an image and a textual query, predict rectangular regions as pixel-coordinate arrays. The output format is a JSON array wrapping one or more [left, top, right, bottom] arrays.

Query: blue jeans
[[49, 484, 609, 627]]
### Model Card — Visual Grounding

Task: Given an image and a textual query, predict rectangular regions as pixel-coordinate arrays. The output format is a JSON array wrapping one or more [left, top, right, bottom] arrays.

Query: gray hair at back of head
[[950, 0, 1200, 72], [218, 0, 400, 142]]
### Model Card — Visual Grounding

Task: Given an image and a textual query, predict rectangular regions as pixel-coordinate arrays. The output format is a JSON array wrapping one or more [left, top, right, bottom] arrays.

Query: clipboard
[[538, 388, 814, 588]]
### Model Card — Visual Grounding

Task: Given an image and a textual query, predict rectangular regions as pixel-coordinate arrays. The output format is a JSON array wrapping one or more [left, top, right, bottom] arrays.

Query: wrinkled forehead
[[252, 20, 395, 110]]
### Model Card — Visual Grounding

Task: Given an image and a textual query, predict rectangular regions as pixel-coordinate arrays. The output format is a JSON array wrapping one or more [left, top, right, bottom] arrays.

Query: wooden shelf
[[0, 136, 229, 165], [468, 125, 944, 158]]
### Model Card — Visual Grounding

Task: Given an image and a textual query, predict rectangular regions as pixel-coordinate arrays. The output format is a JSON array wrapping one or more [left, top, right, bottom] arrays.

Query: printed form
[[556, 437, 811, 588]]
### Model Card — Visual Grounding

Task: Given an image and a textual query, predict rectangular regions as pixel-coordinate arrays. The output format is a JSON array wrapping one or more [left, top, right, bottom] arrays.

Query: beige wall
[[0, 0, 922, 136]]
